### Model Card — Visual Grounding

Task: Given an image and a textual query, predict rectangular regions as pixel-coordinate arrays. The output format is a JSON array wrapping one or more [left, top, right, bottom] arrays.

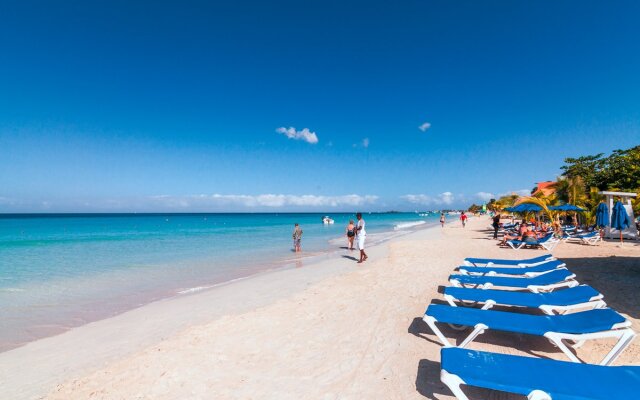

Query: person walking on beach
[[346, 220, 356, 250], [292, 223, 303, 252], [492, 213, 501, 239], [439, 213, 445, 227], [460, 211, 468, 228], [355, 213, 368, 263]]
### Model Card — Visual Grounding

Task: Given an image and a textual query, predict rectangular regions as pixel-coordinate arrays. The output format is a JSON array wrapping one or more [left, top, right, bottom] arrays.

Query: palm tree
[[582, 187, 605, 225], [515, 195, 559, 224], [555, 176, 589, 225]]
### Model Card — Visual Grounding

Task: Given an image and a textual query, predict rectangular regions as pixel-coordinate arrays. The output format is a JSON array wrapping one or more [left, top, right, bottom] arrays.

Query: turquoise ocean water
[[0, 212, 438, 351]]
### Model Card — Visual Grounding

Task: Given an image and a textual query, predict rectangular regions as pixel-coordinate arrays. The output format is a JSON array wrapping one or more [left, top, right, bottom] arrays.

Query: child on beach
[[346, 220, 355, 250], [440, 213, 445, 227], [355, 213, 368, 263], [292, 223, 302, 252]]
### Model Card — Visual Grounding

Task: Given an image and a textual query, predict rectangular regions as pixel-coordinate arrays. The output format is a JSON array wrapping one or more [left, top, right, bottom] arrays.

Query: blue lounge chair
[[443, 285, 606, 315], [564, 231, 601, 245], [508, 233, 560, 251], [422, 304, 635, 365], [463, 254, 555, 267], [457, 259, 566, 277], [440, 348, 640, 400], [449, 268, 577, 293]]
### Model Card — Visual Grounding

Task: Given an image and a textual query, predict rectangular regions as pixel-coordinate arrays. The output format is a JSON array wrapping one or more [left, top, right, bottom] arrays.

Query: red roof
[[532, 181, 556, 196]]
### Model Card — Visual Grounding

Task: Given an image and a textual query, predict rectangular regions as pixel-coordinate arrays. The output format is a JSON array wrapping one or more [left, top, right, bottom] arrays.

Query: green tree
[[515, 196, 559, 224], [555, 176, 587, 207], [495, 194, 519, 210], [595, 146, 640, 191], [467, 204, 481, 213], [561, 154, 604, 188]]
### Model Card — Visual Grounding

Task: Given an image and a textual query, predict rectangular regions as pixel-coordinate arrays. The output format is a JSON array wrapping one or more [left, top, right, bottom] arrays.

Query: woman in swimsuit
[[346, 220, 355, 250], [292, 223, 303, 253]]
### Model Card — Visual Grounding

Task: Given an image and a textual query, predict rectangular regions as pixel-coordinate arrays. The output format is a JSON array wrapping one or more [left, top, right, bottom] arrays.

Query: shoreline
[[0, 220, 444, 399], [0, 216, 437, 353]]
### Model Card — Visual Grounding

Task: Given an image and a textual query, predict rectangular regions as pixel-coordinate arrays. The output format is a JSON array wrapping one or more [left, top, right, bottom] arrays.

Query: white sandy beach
[[2, 216, 639, 399]]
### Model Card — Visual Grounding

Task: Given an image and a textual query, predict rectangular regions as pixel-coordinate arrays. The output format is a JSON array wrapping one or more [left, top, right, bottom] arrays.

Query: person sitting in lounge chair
[[498, 223, 529, 246]]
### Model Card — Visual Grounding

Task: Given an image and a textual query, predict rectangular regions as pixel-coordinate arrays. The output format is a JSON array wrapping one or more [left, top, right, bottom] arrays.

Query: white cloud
[[0, 196, 16, 205], [440, 192, 454, 205], [401, 192, 455, 206], [149, 194, 378, 209], [475, 192, 495, 202], [494, 189, 531, 198], [362, 138, 370, 148], [418, 122, 431, 132], [275, 127, 319, 144], [401, 194, 433, 205]]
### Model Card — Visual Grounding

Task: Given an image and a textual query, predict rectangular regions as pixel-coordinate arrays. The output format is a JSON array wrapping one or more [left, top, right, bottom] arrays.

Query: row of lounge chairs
[[420, 254, 639, 399], [499, 223, 601, 249]]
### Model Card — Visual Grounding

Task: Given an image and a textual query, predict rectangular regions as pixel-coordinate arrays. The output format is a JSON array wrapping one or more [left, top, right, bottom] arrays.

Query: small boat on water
[[322, 216, 335, 224]]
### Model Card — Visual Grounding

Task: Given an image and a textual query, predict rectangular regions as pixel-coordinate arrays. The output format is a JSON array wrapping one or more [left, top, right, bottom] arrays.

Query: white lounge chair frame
[[564, 233, 602, 245], [422, 314, 635, 366], [462, 256, 556, 267], [442, 293, 607, 315], [457, 262, 567, 277], [449, 273, 579, 293], [507, 236, 561, 252], [441, 370, 555, 400]]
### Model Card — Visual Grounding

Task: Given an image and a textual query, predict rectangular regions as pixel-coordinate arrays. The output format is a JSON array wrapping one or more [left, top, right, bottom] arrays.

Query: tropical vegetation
[[470, 145, 640, 224]]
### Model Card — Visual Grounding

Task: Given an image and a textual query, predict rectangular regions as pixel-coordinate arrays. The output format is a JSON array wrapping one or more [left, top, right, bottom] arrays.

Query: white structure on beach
[[599, 191, 638, 240]]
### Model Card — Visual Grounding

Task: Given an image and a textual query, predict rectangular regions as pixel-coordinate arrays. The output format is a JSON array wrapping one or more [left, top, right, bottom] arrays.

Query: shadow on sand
[[409, 242, 640, 398], [409, 305, 578, 399], [561, 255, 640, 319]]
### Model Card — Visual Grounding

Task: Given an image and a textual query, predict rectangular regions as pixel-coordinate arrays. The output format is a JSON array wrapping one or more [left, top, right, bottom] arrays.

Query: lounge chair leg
[[441, 370, 470, 400], [600, 329, 636, 366], [444, 294, 457, 307], [422, 316, 453, 347], [459, 324, 488, 348], [480, 300, 496, 310], [546, 336, 582, 363]]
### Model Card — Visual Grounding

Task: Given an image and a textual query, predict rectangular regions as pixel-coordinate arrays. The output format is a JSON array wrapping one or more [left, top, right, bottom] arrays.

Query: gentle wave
[[394, 221, 426, 230], [177, 285, 216, 294], [0, 288, 26, 293], [176, 275, 255, 295]]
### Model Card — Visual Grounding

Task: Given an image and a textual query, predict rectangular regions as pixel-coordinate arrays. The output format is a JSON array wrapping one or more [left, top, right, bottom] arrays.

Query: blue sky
[[1, 1, 639, 212]]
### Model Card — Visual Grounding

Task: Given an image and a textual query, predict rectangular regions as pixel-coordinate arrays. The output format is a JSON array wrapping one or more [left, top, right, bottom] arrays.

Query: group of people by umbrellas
[[503, 200, 634, 245]]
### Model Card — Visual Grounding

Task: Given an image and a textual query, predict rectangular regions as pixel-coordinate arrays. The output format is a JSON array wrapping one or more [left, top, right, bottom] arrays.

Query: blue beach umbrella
[[611, 201, 631, 244], [549, 204, 586, 212], [595, 202, 609, 228], [506, 204, 542, 213]]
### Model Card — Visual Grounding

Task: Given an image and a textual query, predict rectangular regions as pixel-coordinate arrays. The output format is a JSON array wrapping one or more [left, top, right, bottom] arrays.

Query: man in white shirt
[[356, 212, 368, 263]]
